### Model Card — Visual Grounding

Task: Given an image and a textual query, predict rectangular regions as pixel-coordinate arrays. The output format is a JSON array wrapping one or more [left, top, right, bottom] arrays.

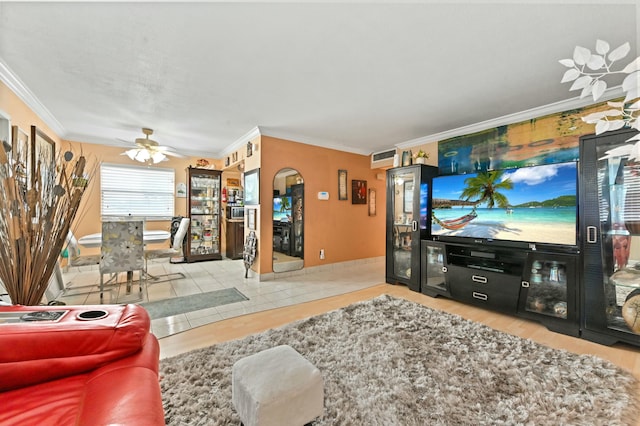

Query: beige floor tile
[[58, 257, 384, 337]]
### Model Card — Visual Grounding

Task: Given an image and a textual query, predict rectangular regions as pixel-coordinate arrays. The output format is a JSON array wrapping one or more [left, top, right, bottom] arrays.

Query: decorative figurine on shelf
[[413, 150, 429, 164], [401, 150, 412, 167]]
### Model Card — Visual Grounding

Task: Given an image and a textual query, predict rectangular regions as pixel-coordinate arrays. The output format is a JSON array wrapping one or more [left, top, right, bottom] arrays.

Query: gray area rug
[[159, 295, 640, 425], [141, 288, 248, 320]]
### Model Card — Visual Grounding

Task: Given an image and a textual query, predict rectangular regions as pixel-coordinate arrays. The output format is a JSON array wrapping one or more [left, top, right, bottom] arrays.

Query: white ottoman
[[232, 345, 324, 426]]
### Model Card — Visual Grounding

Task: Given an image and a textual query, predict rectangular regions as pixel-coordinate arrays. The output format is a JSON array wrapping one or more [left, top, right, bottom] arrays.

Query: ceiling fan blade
[[116, 137, 137, 146], [162, 150, 186, 158]]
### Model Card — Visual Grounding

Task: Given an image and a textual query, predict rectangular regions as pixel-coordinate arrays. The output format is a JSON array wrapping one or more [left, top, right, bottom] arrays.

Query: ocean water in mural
[[432, 207, 577, 245]]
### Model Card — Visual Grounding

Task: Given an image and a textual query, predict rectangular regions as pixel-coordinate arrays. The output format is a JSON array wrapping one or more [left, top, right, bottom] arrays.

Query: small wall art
[[368, 188, 376, 216], [31, 125, 55, 191], [338, 169, 348, 200], [244, 168, 260, 205], [351, 179, 367, 204], [176, 182, 187, 198], [247, 208, 257, 230]]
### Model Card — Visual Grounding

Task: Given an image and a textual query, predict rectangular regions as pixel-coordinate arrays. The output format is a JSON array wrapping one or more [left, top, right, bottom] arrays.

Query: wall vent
[[371, 148, 397, 169]]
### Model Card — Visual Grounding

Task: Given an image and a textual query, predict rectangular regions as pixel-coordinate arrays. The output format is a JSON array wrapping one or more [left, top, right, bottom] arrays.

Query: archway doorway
[[272, 168, 304, 273]]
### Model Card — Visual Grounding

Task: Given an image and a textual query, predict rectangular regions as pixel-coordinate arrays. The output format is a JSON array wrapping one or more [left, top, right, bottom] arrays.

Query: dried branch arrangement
[[0, 143, 96, 305]]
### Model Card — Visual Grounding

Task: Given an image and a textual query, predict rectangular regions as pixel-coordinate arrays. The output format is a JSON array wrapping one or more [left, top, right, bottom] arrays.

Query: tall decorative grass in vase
[[0, 142, 96, 305]]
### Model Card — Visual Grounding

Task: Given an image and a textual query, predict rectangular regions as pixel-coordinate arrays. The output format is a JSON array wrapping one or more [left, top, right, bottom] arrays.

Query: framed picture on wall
[[338, 169, 348, 200], [351, 179, 367, 204], [11, 125, 30, 190], [247, 208, 257, 230], [368, 188, 376, 216], [30, 125, 55, 191], [244, 168, 260, 205]]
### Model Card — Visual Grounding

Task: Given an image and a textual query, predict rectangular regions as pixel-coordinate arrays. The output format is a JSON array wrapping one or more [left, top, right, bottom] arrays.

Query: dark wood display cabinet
[[186, 167, 222, 262], [580, 128, 640, 346], [386, 164, 438, 291], [225, 220, 245, 260]]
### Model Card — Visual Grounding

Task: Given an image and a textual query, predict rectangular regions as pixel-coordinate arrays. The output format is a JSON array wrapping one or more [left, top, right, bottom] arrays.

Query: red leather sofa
[[0, 304, 165, 425]]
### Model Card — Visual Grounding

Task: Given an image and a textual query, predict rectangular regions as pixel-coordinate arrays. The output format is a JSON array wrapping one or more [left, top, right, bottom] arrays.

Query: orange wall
[[2, 81, 386, 269], [258, 136, 386, 273]]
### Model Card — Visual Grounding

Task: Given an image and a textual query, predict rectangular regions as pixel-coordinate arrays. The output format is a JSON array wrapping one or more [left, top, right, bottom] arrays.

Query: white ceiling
[[0, 1, 638, 158]]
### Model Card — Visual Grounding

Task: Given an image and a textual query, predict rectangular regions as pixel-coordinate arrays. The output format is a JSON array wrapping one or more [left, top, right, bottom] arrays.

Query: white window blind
[[101, 163, 175, 219]]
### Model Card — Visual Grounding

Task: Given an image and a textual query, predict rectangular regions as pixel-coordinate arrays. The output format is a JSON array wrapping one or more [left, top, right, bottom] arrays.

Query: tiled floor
[[58, 257, 385, 338]]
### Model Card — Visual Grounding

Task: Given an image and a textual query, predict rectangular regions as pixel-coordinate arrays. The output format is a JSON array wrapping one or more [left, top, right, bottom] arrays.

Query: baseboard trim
[[257, 256, 385, 282]]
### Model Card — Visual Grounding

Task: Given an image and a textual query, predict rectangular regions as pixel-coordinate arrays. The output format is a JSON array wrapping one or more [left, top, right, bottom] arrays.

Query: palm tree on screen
[[461, 170, 512, 208]]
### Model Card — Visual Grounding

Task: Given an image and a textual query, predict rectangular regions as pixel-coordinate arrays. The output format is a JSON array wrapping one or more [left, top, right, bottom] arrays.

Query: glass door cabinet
[[518, 252, 579, 336], [186, 167, 222, 262], [581, 129, 640, 346], [386, 164, 438, 291], [420, 240, 449, 297]]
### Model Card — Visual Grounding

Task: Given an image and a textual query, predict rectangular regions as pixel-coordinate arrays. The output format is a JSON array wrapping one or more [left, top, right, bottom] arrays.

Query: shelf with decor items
[[580, 128, 640, 347], [186, 167, 222, 262], [517, 252, 579, 337], [385, 164, 439, 292]]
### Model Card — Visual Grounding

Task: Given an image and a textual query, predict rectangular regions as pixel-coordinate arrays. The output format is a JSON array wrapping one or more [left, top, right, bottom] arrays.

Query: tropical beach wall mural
[[437, 99, 617, 175], [431, 161, 578, 247]]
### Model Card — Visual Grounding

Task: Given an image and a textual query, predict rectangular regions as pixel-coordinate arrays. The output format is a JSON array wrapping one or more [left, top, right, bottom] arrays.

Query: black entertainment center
[[420, 240, 579, 337], [388, 132, 640, 347]]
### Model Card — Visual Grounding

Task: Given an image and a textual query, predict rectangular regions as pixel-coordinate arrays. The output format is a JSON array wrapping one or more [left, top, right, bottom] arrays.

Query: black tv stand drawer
[[447, 265, 521, 313]]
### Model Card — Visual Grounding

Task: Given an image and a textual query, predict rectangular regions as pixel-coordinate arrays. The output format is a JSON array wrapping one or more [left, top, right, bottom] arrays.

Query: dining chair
[[99, 220, 145, 303], [64, 231, 101, 270], [144, 217, 190, 280]]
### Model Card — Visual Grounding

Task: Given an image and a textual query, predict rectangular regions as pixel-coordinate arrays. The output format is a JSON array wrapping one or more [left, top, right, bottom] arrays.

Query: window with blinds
[[101, 163, 175, 220]]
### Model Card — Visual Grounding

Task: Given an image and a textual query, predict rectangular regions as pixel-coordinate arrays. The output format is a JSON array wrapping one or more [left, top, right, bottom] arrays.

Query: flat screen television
[[273, 195, 292, 222], [430, 161, 578, 251]]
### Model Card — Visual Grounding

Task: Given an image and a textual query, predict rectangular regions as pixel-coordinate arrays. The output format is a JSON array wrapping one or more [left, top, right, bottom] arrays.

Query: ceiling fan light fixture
[[121, 128, 181, 164], [124, 149, 137, 160], [151, 151, 167, 164], [135, 149, 151, 163]]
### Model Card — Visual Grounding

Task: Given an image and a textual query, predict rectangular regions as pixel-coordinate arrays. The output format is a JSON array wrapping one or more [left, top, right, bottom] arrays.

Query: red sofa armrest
[[0, 304, 151, 391], [77, 334, 165, 425], [0, 334, 164, 426]]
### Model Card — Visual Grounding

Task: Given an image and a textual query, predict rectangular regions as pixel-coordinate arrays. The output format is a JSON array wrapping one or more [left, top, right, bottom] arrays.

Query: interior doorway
[[272, 168, 304, 273]]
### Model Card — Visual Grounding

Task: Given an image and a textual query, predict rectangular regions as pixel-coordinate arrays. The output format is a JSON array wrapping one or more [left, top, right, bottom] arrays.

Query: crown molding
[[0, 57, 66, 138], [258, 127, 371, 155], [220, 126, 262, 158], [395, 86, 624, 149]]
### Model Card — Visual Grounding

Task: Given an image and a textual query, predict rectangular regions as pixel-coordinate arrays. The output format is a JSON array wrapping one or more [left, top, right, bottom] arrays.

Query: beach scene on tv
[[431, 162, 577, 246]]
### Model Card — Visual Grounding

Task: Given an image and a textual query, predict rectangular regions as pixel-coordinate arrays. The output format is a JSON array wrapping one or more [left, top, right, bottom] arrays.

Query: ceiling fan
[[120, 128, 184, 164]]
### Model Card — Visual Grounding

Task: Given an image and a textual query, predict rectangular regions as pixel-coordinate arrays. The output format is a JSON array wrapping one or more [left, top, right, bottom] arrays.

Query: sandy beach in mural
[[432, 208, 577, 246]]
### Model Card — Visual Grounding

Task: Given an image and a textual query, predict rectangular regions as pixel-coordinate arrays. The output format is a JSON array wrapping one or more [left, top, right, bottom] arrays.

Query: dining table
[[77, 230, 171, 248], [77, 229, 172, 296]]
